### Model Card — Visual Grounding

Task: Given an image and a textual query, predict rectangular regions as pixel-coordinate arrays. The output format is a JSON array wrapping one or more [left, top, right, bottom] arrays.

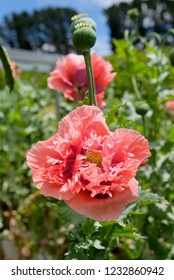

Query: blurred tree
[[104, 0, 174, 51], [0, 7, 77, 54]]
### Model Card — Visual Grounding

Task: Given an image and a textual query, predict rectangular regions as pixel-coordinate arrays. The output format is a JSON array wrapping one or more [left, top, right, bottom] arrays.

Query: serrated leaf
[[118, 202, 138, 225], [0, 43, 15, 92], [118, 189, 167, 225], [138, 189, 166, 205]]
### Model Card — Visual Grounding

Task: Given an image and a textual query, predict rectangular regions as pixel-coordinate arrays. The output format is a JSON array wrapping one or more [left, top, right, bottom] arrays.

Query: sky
[[0, 0, 133, 56]]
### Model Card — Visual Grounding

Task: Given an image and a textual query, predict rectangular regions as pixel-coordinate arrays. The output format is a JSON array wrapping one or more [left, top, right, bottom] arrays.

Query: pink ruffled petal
[[47, 70, 72, 92], [112, 128, 151, 164], [56, 53, 84, 82], [26, 136, 59, 171], [66, 178, 138, 221], [91, 52, 116, 91], [58, 105, 110, 140], [40, 182, 76, 200]]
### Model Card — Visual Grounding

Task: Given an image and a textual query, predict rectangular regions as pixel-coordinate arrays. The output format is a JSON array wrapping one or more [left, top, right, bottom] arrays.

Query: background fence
[[6, 48, 61, 72]]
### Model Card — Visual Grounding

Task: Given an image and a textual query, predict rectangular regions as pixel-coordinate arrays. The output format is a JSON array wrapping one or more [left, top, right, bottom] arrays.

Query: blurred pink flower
[[165, 100, 174, 112], [1, 60, 21, 79], [26, 105, 150, 221], [47, 52, 116, 107], [11, 61, 21, 78], [39, 238, 48, 246]]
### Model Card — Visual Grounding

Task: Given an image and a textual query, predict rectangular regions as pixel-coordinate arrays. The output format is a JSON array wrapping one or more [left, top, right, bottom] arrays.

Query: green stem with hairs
[[82, 50, 98, 106]]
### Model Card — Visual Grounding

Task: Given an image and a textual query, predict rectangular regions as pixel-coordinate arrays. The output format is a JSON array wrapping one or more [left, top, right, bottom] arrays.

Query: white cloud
[[92, 0, 133, 8], [93, 35, 112, 56]]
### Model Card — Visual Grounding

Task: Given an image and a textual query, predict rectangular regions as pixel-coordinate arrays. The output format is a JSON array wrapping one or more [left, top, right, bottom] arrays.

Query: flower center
[[86, 150, 102, 166]]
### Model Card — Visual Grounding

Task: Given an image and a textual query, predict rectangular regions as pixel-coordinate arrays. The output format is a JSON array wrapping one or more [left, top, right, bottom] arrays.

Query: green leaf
[[105, 103, 126, 125], [118, 202, 138, 225], [0, 43, 15, 92], [137, 189, 167, 205], [167, 125, 174, 143], [58, 201, 85, 225], [118, 189, 167, 225]]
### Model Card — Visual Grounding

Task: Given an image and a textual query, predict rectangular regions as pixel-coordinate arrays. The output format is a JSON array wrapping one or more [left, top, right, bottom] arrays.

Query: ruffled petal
[[112, 128, 151, 164], [47, 70, 72, 92], [66, 178, 138, 221], [58, 105, 110, 140]]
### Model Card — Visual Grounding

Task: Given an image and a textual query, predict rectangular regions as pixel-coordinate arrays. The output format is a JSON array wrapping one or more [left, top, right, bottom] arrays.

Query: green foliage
[[66, 218, 143, 260]]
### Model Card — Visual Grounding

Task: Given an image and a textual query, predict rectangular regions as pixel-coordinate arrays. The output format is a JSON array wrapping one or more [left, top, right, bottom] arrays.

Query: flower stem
[[131, 75, 141, 100], [82, 50, 98, 106], [142, 115, 146, 137], [77, 87, 81, 103]]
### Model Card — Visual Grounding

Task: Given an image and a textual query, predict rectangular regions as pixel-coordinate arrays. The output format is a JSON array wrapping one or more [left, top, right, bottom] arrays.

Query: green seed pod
[[71, 14, 97, 51], [169, 49, 174, 67], [135, 101, 150, 116], [72, 27, 96, 51]]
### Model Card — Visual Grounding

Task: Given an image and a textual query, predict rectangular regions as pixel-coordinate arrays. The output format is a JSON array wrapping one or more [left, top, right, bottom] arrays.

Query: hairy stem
[[83, 50, 98, 106]]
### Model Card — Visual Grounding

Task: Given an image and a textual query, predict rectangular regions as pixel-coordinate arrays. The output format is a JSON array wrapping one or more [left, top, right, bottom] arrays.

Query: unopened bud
[[127, 8, 139, 22], [135, 101, 150, 116]]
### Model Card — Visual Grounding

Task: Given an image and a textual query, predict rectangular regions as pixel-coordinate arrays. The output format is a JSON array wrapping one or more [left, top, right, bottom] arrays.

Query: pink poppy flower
[[47, 52, 116, 107], [165, 100, 174, 112], [1, 60, 21, 79], [11, 60, 21, 78], [26, 105, 150, 221]]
